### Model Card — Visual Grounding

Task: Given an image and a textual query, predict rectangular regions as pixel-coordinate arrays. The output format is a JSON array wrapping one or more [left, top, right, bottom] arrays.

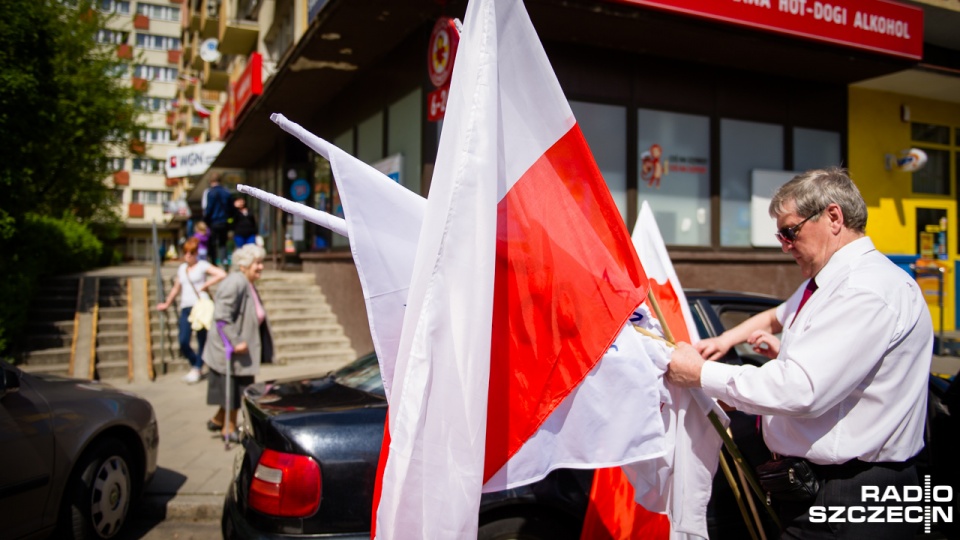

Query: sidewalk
[[111, 359, 350, 522]]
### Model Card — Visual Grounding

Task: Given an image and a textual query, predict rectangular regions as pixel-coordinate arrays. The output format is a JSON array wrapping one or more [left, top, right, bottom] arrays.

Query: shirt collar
[[812, 236, 874, 289]]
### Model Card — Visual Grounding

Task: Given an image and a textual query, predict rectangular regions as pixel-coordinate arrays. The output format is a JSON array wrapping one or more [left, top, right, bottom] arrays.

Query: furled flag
[[192, 99, 211, 118], [615, 200, 728, 539], [375, 0, 655, 537]]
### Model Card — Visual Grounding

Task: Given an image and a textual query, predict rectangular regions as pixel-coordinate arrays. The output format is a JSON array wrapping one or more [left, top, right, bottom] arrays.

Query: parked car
[[221, 290, 948, 539], [0, 362, 159, 540]]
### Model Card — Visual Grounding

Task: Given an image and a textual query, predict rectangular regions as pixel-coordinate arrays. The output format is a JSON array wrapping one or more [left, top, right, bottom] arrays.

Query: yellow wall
[[848, 87, 960, 331]]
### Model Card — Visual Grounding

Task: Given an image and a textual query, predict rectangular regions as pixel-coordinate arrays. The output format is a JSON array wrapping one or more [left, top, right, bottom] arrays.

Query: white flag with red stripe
[[375, 0, 655, 537], [619, 200, 728, 538]]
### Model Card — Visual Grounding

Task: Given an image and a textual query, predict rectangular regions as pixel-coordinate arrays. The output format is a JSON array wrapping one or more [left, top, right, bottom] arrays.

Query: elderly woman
[[203, 243, 273, 441]]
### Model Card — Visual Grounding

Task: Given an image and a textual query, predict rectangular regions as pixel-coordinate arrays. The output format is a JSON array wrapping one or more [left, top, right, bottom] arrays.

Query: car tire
[[478, 514, 579, 540], [63, 438, 135, 540]]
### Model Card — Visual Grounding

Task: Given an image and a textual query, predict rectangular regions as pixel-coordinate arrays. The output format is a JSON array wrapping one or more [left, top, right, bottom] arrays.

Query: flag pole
[[642, 290, 780, 530], [718, 449, 760, 540]]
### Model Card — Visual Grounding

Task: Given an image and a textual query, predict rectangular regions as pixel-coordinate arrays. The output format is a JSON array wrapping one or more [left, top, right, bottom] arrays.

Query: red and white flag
[[375, 0, 655, 537], [617, 200, 728, 539], [192, 100, 211, 118]]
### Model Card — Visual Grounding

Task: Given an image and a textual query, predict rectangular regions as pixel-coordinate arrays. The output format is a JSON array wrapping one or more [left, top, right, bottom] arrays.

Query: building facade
[[183, 0, 959, 349]]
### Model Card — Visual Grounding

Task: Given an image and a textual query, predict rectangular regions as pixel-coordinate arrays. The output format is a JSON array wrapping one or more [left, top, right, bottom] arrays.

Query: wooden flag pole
[[641, 290, 780, 530]]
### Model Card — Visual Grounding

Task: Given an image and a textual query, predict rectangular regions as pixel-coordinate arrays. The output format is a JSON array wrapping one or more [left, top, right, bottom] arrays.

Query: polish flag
[[191, 100, 211, 118], [375, 0, 654, 537]]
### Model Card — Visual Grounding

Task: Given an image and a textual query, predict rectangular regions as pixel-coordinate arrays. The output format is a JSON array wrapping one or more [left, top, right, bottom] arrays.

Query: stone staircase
[[18, 276, 80, 376], [94, 278, 132, 380]]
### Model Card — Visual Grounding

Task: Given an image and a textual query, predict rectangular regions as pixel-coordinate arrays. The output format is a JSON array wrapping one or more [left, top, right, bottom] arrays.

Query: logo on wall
[[427, 17, 459, 122], [641, 144, 665, 188]]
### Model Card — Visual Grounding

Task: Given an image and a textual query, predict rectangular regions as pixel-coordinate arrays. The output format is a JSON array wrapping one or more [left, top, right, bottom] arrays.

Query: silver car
[[0, 362, 158, 539]]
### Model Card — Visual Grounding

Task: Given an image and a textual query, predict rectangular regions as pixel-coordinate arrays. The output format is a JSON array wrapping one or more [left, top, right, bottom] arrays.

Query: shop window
[[387, 89, 422, 195], [793, 127, 842, 171], [328, 130, 354, 249], [720, 119, 783, 247], [357, 112, 384, 165], [573, 101, 627, 224], [911, 122, 949, 145]]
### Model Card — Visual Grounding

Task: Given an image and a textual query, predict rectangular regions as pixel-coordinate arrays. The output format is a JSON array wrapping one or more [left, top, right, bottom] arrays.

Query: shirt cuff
[[700, 361, 742, 400]]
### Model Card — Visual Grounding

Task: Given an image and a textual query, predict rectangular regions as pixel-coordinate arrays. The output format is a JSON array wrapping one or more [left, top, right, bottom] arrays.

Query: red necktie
[[791, 278, 818, 327]]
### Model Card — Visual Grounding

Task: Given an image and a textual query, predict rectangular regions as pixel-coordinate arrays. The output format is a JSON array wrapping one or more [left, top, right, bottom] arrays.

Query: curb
[[137, 493, 224, 522]]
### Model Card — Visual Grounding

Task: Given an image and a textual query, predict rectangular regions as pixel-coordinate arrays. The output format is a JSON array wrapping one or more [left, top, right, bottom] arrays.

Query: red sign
[[427, 86, 449, 122], [613, 0, 923, 60], [427, 17, 459, 88], [232, 52, 263, 120], [218, 94, 233, 140]]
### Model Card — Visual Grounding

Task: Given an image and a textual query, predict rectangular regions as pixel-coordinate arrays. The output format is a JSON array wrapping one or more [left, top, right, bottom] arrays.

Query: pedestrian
[[156, 237, 227, 384], [203, 243, 273, 442], [193, 220, 210, 261], [231, 197, 258, 249], [668, 167, 933, 539], [203, 175, 232, 267]]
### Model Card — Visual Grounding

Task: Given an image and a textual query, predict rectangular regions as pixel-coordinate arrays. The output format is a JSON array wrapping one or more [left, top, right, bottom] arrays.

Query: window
[[387, 89, 422, 194], [98, 0, 131, 14], [106, 157, 125, 171], [112, 189, 125, 203], [136, 96, 175, 112], [720, 119, 784, 247], [134, 65, 178, 82], [96, 29, 129, 45], [911, 122, 952, 196], [638, 109, 711, 246], [136, 33, 181, 51], [357, 112, 383, 164], [137, 2, 180, 21], [793, 127, 842, 171], [573, 101, 627, 224], [140, 128, 172, 143], [132, 158, 165, 174], [132, 190, 171, 204]]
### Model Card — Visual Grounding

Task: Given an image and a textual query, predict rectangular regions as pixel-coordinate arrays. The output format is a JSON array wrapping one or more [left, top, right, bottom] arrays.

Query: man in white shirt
[[668, 168, 933, 538]]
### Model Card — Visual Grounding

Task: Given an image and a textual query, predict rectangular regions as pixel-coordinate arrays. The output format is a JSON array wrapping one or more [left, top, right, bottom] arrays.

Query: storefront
[[211, 0, 943, 347]]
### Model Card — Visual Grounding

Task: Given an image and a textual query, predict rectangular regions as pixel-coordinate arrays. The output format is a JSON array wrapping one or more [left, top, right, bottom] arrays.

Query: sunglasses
[[775, 207, 825, 244]]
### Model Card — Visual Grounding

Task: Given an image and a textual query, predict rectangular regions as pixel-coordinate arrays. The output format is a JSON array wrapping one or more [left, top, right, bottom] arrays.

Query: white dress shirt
[[700, 237, 932, 464]]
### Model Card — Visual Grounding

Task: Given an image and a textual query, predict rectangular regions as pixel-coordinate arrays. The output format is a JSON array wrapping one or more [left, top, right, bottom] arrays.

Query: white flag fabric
[[375, 0, 656, 537], [269, 113, 424, 398], [621, 200, 728, 538]]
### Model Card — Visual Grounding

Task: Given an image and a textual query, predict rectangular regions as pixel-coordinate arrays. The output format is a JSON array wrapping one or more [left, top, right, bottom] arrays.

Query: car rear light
[[248, 449, 321, 517]]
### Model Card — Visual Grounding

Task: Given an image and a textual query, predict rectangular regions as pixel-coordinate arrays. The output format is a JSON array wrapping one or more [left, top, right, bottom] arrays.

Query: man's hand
[[234, 341, 249, 354], [694, 335, 732, 361], [747, 330, 780, 359], [667, 342, 705, 388]]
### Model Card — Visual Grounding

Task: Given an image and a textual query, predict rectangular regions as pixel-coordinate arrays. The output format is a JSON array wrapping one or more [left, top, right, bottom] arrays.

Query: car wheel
[[478, 515, 579, 540], [63, 438, 135, 539]]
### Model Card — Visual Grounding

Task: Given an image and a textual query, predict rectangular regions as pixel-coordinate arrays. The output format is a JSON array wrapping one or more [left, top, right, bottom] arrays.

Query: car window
[[332, 353, 385, 397], [715, 303, 782, 366]]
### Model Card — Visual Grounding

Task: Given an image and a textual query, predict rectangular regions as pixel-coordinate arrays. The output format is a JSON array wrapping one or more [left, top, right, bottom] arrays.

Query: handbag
[[185, 271, 214, 331], [756, 456, 821, 505]]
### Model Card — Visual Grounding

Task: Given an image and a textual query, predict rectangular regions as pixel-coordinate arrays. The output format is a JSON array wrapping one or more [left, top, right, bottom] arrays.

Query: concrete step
[[99, 306, 128, 320], [95, 360, 129, 380], [261, 290, 328, 304], [19, 362, 72, 377], [267, 312, 340, 325], [261, 303, 333, 317], [27, 308, 76, 322], [22, 347, 72, 366], [96, 344, 128, 363], [98, 331, 130, 346], [27, 333, 73, 350], [152, 358, 192, 375], [275, 348, 356, 366], [270, 324, 347, 340], [275, 336, 352, 355], [32, 294, 79, 307], [97, 296, 128, 308], [98, 319, 129, 333], [26, 320, 74, 334]]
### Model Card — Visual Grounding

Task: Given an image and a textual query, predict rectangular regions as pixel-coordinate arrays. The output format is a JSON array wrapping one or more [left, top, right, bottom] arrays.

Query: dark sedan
[[0, 362, 159, 540], [221, 291, 951, 539]]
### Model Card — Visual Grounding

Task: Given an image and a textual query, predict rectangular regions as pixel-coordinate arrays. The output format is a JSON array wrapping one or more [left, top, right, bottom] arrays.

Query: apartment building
[[99, 0, 186, 261]]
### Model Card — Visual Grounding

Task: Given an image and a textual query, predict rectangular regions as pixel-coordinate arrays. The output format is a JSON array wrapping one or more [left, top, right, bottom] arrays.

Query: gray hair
[[769, 167, 867, 233], [232, 243, 266, 270]]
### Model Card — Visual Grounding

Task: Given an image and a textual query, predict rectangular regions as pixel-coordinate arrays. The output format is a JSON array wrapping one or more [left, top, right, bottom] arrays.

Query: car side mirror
[[1, 364, 21, 399]]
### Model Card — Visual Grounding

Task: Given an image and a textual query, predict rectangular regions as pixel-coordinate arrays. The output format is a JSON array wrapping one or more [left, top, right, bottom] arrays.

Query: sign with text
[[166, 141, 225, 178], [613, 0, 923, 60], [232, 52, 263, 121]]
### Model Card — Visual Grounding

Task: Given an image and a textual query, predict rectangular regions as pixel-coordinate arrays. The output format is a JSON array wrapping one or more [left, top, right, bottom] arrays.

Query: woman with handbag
[[203, 243, 273, 441], [156, 237, 227, 384]]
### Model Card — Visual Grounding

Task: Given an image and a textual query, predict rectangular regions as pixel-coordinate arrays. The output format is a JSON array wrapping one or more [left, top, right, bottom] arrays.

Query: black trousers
[[779, 460, 921, 540], [208, 221, 230, 266]]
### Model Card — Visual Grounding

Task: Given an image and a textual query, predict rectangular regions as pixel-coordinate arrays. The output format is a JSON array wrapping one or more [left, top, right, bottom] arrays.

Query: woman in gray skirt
[[203, 243, 273, 442]]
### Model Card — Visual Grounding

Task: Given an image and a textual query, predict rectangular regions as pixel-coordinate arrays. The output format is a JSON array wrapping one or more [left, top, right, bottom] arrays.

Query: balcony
[[187, 114, 209, 138], [129, 139, 146, 154], [203, 61, 229, 92], [128, 202, 144, 219], [133, 14, 150, 30], [218, 0, 258, 55], [166, 177, 180, 187], [167, 49, 182, 64], [131, 77, 149, 92], [200, 0, 220, 39], [190, 32, 204, 70], [186, 1, 200, 31], [113, 171, 130, 186], [117, 43, 133, 59]]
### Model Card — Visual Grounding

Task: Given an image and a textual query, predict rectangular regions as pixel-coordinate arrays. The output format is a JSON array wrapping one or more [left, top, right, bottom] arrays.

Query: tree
[[0, 0, 145, 356]]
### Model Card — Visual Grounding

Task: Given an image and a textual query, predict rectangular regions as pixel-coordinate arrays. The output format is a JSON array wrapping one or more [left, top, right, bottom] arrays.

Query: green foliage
[[0, 1, 144, 357]]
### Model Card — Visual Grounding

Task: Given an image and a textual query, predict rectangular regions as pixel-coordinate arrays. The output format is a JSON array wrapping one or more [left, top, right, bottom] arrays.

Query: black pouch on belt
[[755, 456, 821, 505]]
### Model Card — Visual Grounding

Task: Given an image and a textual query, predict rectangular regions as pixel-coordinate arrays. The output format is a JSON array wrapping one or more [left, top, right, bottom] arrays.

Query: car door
[[0, 364, 56, 538]]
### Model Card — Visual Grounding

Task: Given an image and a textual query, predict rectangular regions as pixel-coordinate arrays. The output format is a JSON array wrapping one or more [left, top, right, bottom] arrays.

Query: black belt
[[809, 456, 916, 480]]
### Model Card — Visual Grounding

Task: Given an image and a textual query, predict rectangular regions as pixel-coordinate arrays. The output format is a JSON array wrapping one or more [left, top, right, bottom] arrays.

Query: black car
[[221, 291, 949, 539], [0, 362, 159, 540]]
